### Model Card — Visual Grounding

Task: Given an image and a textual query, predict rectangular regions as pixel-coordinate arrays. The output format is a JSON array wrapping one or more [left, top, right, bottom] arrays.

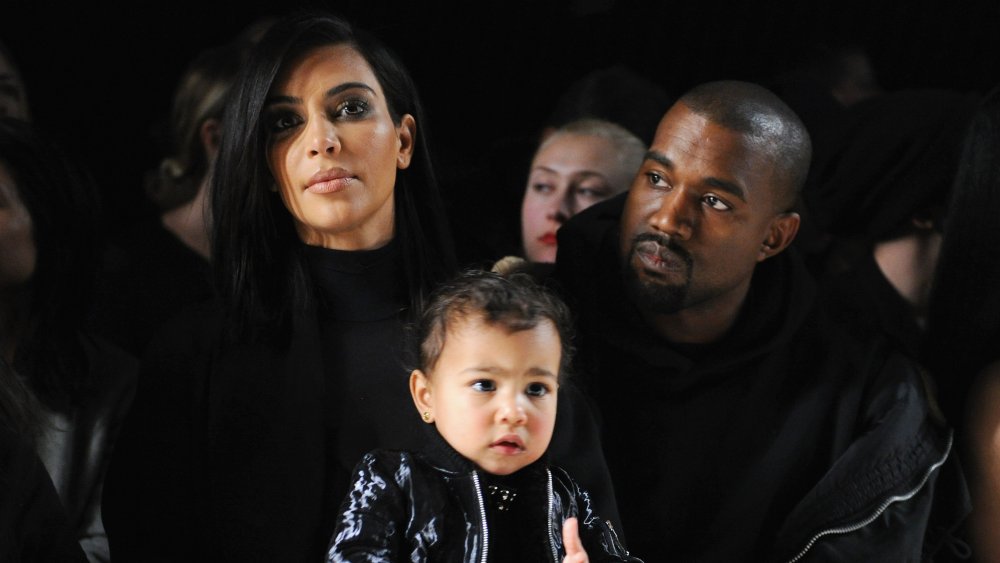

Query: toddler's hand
[[562, 517, 589, 563]]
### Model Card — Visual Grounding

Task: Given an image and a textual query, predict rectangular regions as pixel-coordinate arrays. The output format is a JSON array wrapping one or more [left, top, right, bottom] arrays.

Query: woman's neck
[[873, 230, 942, 324], [161, 177, 211, 260]]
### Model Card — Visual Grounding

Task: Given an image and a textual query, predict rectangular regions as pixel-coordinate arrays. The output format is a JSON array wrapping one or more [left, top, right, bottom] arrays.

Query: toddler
[[327, 270, 641, 562]]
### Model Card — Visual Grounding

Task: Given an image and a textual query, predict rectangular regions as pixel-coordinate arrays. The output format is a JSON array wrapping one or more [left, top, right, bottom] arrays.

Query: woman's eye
[[471, 380, 496, 392], [531, 183, 554, 194], [525, 382, 550, 397], [703, 194, 732, 211], [576, 185, 611, 201], [266, 112, 301, 133], [336, 99, 370, 118]]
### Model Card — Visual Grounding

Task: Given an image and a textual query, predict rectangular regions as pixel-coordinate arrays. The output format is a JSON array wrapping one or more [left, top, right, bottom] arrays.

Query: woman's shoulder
[[0, 427, 89, 562], [125, 299, 228, 406], [79, 331, 139, 392], [140, 298, 226, 361]]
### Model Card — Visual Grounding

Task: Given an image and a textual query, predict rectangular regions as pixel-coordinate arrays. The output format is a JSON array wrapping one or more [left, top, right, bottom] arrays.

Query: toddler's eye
[[471, 380, 496, 392], [525, 382, 550, 397]]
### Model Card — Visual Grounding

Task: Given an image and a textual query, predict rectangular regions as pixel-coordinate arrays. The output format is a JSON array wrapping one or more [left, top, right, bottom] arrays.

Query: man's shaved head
[[678, 80, 811, 210]]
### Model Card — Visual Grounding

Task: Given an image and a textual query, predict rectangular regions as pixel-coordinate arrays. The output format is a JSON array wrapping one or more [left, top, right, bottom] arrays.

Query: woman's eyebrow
[[325, 82, 375, 98], [264, 82, 377, 108]]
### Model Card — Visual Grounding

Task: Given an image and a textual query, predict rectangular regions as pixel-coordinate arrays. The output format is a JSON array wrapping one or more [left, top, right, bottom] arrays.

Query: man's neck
[[640, 278, 752, 345]]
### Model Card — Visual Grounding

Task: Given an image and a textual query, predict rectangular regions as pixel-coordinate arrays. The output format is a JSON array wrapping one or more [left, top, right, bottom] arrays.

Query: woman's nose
[[308, 120, 340, 157], [546, 192, 574, 224]]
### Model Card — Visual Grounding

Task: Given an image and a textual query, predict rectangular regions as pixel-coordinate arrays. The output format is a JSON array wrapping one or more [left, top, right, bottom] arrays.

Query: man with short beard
[[551, 80, 955, 562]]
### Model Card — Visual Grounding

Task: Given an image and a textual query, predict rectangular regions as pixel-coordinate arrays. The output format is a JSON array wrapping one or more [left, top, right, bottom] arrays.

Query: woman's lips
[[538, 232, 557, 246], [306, 168, 355, 194]]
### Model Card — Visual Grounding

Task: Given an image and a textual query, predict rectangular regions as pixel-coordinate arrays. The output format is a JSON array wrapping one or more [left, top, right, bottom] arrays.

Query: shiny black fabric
[[0, 418, 89, 563], [327, 431, 641, 563]]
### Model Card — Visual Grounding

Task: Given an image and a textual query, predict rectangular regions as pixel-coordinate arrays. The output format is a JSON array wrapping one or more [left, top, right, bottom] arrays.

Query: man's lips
[[306, 168, 355, 194], [634, 239, 688, 273]]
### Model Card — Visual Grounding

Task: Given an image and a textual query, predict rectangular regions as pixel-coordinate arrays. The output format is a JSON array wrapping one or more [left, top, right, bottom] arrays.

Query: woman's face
[[265, 44, 415, 250], [0, 162, 35, 290], [0, 50, 30, 120], [521, 133, 635, 263]]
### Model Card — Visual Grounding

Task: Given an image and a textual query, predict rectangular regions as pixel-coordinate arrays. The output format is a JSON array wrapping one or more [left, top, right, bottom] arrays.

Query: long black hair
[[0, 117, 102, 410], [923, 85, 1000, 423], [210, 10, 456, 340]]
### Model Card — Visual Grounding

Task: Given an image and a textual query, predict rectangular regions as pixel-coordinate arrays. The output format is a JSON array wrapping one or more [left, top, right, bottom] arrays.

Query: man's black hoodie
[[551, 193, 954, 562]]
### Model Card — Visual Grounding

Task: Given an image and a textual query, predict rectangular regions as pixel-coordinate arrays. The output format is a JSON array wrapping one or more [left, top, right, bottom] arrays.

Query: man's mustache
[[629, 232, 692, 265]]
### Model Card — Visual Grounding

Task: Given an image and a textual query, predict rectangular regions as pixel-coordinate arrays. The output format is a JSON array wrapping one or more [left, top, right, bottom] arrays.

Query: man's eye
[[471, 380, 496, 392], [525, 382, 550, 397], [703, 194, 731, 211], [646, 172, 666, 187]]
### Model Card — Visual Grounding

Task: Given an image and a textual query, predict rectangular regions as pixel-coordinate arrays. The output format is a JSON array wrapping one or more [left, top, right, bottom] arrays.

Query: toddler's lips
[[490, 435, 525, 454]]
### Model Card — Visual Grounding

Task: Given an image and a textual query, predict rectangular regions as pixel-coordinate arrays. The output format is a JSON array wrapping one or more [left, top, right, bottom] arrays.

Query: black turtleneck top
[[303, 240, 429, 529]]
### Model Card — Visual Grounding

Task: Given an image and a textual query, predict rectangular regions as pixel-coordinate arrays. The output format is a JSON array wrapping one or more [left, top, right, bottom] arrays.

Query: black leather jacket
[[327, 434, 641, 563]]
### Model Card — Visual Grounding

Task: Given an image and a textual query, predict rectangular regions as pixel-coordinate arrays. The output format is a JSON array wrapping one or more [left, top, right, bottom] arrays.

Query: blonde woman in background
[[520, 118, 645, 263]]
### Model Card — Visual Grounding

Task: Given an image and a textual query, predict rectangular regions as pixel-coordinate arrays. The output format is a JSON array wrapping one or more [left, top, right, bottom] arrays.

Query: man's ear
[[758, 212, 800, 262], [396, 114, 416, 170], [409, 369, 433, 422]]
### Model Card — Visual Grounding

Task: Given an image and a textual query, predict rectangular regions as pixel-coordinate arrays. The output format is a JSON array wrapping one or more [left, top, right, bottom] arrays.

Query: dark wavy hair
[[0, 117, 102, 410], [210, 10, 456, 340], [0, 354, 42, 442], [924, 85, 1000, 423], [413, 269, 575, 382]]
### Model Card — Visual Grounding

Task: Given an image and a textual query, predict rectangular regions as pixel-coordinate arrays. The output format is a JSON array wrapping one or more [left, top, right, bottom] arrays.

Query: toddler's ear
[[409, 369, 433, 421]]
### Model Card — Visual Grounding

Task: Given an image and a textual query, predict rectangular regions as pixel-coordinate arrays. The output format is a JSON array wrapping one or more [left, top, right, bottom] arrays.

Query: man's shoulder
[[770, 347, 952, 561], [557, 192, 626, 254]]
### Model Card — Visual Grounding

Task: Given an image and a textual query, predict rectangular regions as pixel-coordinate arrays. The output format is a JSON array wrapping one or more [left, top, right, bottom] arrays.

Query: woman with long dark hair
[[924, 85, 1000, 561], [1, 117, 137, 562], [103, 11, 616, 562]]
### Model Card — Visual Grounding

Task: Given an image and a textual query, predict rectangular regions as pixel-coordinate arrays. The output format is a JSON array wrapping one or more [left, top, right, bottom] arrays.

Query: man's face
[[619, 103, 790, 317]]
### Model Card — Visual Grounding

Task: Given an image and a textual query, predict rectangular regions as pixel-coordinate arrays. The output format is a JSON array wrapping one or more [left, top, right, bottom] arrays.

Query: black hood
[[554, 192, 817, 390]]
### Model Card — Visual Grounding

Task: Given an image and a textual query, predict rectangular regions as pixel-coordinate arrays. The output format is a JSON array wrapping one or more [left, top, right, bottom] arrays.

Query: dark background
[[3, 0, 999, 263]]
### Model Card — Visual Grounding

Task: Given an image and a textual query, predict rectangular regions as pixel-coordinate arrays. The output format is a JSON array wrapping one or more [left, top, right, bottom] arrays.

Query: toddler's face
[[411, 316, 560, 475]]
